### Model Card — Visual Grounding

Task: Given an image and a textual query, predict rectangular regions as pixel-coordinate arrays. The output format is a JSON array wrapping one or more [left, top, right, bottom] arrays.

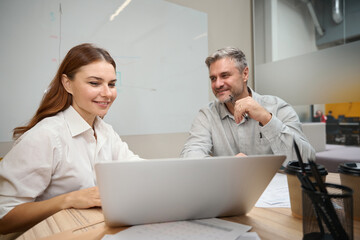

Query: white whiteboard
[[0, 0, 209, 141]]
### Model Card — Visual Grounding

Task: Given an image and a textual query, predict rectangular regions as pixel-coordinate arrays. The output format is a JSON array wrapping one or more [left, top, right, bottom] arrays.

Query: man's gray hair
[[205, 47, 248, 73]]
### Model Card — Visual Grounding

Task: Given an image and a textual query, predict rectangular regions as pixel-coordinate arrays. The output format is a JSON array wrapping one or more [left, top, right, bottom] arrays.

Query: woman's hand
[[63, 186, 101, 209], [0, 186, 101, 234]]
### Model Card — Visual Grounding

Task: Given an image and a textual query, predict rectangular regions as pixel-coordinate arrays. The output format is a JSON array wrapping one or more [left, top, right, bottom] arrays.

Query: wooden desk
[[17, 173, 360, 240]]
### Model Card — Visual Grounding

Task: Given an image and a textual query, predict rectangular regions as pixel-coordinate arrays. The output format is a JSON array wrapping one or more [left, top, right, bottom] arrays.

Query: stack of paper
[[256, 173, 290, 208]]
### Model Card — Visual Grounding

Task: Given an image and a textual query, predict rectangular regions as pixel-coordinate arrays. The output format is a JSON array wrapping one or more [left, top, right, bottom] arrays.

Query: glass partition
[[252, 0, 360, 145]]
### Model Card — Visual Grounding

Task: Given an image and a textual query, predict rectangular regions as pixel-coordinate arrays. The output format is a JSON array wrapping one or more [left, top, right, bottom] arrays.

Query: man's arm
[[260, 103, 315, 165], [235, 96, 315, 165], [181, 110, 213, 158]]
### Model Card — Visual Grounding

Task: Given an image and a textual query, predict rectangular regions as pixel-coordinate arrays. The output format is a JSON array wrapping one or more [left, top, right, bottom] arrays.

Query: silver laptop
[[95, 155, 285, 227]]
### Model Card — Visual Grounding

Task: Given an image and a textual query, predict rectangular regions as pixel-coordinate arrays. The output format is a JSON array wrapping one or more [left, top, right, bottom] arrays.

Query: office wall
[[326, 102, 360, 118], [121, 132, 189, 159], [0, 0, 211, 141], [128, 0, 254, 158], [255, 0, 317, 63], [0, 142, 13, 158], [0, 1, 253, 158], [166, 0, 254, 96]]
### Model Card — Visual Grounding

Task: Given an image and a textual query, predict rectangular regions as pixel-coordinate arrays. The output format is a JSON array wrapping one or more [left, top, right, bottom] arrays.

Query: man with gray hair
[[181, 47, 314, 166]]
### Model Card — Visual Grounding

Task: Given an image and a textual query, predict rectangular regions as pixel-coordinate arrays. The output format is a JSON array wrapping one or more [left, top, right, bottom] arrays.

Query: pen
[[229, 95, 249, 121]]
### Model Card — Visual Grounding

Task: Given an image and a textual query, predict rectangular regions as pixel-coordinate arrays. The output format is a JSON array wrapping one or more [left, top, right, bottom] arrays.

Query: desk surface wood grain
[[16, 173, 360, 240]]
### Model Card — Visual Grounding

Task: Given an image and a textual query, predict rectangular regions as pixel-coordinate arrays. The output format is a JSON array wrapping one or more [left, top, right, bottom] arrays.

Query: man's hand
[[234, 96, 272, 125], [235, 153, 247, 157]]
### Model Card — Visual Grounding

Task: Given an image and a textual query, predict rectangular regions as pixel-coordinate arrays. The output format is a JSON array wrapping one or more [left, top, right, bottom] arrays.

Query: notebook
[[95, 155, 286, 227]]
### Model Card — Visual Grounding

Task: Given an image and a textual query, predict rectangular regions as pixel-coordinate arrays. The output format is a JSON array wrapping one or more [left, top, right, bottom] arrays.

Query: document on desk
[[255, 173, 290, 208], [102, 218, 253, 240]]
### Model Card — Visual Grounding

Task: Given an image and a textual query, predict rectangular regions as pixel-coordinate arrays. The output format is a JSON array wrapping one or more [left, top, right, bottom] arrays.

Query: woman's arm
[[0, 186, 100, 234]]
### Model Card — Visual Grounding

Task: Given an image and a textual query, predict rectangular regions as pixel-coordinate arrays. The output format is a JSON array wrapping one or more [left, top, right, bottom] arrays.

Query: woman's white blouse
[[0, 106, 140, 218]]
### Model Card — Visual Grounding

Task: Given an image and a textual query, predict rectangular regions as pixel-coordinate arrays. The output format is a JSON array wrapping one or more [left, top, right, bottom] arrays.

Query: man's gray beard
[[218, 95, 232, 104]]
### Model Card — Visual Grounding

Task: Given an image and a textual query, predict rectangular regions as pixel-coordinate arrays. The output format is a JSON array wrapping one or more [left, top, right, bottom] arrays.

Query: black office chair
[[313, 116, 320, 122], [326, 118, 341, 144], [338, 115, 345, 123], [343, 117, 360, 145]]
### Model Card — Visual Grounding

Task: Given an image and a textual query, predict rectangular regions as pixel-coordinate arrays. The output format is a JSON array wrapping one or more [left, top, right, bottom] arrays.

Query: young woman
[[0, 43, 141, 236]]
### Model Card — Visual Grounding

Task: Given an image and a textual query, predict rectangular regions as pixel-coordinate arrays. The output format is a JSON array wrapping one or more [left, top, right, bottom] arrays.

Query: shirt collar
[[248, 87, 261, 103], [63, 106, 93, 137], [218, 101, 233, 120]]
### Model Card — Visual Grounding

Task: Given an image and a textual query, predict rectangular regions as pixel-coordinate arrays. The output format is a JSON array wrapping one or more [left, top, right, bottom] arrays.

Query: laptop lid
[[95, 155, 285, 227]]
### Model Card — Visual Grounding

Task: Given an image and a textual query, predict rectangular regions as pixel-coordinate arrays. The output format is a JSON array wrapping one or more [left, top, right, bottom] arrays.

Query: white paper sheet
[[102, 218, 252, 240], [255, 173, 291, 208], [236, 232, 261, 240]]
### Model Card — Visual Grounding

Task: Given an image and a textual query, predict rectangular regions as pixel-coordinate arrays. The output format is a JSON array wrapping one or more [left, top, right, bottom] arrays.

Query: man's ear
[[242, 66, 249, 83], [61, 74, 73, 94]]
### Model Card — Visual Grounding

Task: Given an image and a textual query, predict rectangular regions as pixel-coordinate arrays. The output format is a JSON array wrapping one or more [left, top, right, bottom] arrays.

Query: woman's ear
[[61, 74, 73, 94]]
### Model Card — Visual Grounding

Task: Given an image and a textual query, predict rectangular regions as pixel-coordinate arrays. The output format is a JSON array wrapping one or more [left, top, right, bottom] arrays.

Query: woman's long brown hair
[[13, 43, 116, 140]]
